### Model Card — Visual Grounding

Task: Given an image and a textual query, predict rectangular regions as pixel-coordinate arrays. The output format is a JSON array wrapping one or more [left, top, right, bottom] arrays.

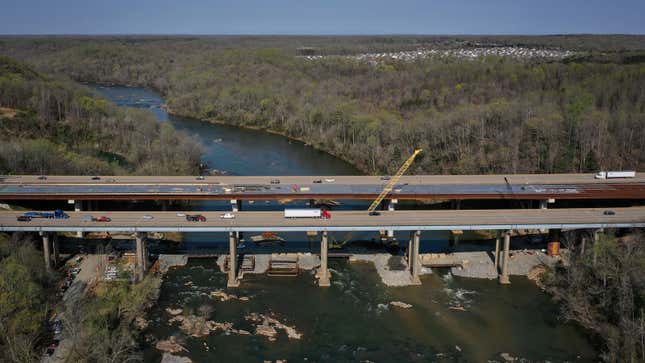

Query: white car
[[324, 178, 335, 183], [176, 213, 186, 217], [220, 213, 235, 219], [142, 214, 154, 220]]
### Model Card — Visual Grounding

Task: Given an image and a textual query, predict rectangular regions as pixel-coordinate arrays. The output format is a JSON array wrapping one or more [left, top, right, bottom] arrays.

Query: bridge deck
[[2, 207, 644, 232], [1, 174, 644, 200]]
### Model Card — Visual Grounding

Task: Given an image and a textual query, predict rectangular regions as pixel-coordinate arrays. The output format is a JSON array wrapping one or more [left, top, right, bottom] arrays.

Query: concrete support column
[[230, 199, 241, 212], [227, 232, 240, 287], [388, 199, 397, 238], [409, 230, 422, 285], [494, 231, 501, 273], [52, 234, 60, 266], [135, 233, 146, 282], [499, 231, 511, 284], [74, 200, 83, 238], [42, 233, 51, 273], [318, 231, 330, 287]]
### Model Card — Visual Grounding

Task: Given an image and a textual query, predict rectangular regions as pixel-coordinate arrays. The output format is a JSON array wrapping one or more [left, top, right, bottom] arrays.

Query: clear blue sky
[[1, 0, 644, 35]]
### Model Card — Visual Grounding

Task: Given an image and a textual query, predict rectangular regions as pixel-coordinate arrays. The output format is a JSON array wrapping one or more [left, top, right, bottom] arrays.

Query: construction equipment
[[331, 149, 422, 247], [367, 149, 422, 215]]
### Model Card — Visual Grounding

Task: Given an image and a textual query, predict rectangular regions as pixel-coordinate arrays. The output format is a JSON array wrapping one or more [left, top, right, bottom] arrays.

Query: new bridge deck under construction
[[1, 173, 644, 200]]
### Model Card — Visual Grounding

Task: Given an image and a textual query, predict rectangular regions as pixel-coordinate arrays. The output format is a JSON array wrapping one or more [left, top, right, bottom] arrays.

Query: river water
[[94, 85, 597, 362]]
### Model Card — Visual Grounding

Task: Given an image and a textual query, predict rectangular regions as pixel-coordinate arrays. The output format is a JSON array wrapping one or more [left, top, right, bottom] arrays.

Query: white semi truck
[[284, 208, 331, 219], [594, 171, 636, 179]]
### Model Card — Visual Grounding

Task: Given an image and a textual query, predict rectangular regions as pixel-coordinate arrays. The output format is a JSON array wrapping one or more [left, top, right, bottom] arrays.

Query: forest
[[1, 35, 643, 175], [0, 55, 202, 175]]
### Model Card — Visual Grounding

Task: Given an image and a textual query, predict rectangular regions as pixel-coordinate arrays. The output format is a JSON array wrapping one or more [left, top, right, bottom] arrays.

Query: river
[[93, 85, 597, 362]]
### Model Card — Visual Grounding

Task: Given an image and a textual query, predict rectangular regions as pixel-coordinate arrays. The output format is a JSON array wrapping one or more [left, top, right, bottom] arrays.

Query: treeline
[[0, 55, 202, 175], [1, 36, 644, 175], [0, 233, 56, 362], [545, 232, 645, 362]]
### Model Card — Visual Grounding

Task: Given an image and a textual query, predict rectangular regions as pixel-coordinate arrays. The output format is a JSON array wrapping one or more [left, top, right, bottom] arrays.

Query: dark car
[[313, 179, 322, 183], [196, 176, 205, 180], [38, 175, 47, 180], [186, 214, 207, 222], [17, 216, 31, 222], [369, 211, 381, 216], [270, 179, 280, 184], [603, 210, 616, 215], [91, 176, 101, 180], [380, 176, 391, 181]]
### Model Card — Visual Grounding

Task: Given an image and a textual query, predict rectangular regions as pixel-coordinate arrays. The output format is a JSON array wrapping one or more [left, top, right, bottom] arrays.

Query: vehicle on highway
[[380, 176, 391, 181], [24, 209, 69, 219], [91, 176, 101, 180], [95, 216, 111, 222], [595, 170, 636, 179], [142, 214, 154, 220], [176, 213, 186, 217], [313, 179, 322, 183], [196, 175, 205, 180], [284, 208, 331, 219], [324, 178, 335, 183], [369, 211, 381, 216], [220, 213, 235, 219], [186, 214, 207, 222], [38, 175, 47, 180], [16, 215, 31, 222], [270, 179, 280, 184], [603, 210, 616, 215]]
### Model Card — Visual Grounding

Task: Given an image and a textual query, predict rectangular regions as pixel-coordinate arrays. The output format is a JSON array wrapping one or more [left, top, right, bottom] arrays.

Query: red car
[[17, 216, 31, 222], [186, 214, 206, 222], [94, 216, 111, 222]]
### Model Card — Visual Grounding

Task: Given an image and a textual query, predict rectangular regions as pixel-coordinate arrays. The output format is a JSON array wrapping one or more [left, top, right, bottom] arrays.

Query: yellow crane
[[330, 148, 422, 249], [367, 148, 423, 215]]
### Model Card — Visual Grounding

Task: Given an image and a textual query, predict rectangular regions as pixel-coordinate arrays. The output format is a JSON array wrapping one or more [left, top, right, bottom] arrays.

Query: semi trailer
[[595, 171, 636, 179], [284, 208, 331, 219]]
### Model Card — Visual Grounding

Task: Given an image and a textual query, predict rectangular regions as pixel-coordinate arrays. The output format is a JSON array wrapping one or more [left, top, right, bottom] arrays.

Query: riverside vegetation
[[1, 35, 644, 174], [1, 35, 645, 361]]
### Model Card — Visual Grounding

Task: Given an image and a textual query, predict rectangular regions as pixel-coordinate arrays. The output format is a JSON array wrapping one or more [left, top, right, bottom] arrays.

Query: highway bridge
[[1, 173, 645, 200], [3, 207, 645, 287]]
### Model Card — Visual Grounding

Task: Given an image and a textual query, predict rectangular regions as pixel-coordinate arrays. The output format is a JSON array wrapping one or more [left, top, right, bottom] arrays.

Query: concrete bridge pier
[[408, 230, 422, 285], [227, 232, 240, 288], [52, 234, 60, 266], [41, 232, 52, 273], [230, 200, 243, 240], [71, 200, 84, 237], [135, 232, 148, 282], [386, 199, 397, 238], [499, 231, 511, 284], [318, 231, 330, 287], [494, 231, 501, 272]]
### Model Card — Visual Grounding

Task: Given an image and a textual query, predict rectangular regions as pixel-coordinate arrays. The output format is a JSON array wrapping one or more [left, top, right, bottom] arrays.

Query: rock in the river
[[246, 313, 302, 340], [161, 353, 192, 363], [389, 301, 413, 309], [211, 289, 250, 302], [500, 352, 517, 361], [156, 336, 187, 353], [177, 315, 211, 337], [165, 307, 183, 316]]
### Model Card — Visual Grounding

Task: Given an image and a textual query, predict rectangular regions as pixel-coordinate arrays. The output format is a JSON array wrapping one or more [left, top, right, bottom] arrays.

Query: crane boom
[[367, 149, 422, 213]]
